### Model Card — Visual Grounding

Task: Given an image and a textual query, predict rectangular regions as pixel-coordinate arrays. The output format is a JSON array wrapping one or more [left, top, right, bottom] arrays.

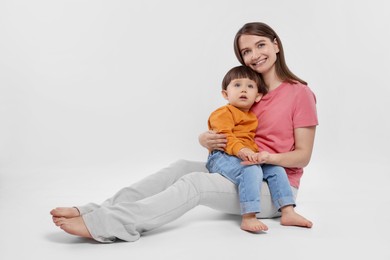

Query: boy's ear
[[221, 90, 229, 100], [255, 93, 263, 103]]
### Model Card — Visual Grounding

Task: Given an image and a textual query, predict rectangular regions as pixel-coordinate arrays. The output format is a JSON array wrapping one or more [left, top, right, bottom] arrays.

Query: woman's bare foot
[[241, 213, 268, 232], [53, 216, 93, 239], [50, 207, 80, 218], [280, 206, 313, 228]]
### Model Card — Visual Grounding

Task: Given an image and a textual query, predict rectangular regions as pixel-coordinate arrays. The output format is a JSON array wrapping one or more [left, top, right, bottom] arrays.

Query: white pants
[[77, 160, 298, 243]]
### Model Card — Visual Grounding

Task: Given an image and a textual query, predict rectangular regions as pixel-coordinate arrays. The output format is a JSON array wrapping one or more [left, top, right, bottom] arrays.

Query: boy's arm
[[208, 108, 246, 156]]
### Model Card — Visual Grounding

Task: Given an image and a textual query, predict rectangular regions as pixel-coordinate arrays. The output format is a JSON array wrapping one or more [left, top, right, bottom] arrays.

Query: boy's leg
[[237, 165, 269, 232], [207, 152, 263, 214], [262, 164, 295, 210], [237, 165, 262, 214], [207, 152, 280, 218], [206, 151, 269, 231], [262, 164, 312, 228]]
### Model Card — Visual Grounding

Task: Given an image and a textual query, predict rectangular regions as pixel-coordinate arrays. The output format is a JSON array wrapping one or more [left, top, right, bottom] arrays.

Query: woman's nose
[[251, 49, 260, 60]]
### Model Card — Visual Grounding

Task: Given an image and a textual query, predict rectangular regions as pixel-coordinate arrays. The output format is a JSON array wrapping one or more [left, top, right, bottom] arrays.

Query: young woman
[[51, 22, 317, 243]]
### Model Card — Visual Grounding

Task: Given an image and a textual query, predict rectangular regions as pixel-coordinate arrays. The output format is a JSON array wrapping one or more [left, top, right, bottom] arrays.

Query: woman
[[51, 22, 318, 243]]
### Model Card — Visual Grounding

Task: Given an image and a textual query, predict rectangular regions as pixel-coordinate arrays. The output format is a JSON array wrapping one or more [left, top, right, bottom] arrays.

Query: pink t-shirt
[[250, 81, 318, 188]]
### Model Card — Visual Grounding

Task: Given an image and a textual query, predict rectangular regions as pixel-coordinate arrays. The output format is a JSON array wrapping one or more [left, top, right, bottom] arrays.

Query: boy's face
[[222, 78, 262, 111]]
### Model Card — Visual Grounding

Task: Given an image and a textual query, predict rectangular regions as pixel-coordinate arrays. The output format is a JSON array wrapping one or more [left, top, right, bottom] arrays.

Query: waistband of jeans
[[210, 150, 224, 155]]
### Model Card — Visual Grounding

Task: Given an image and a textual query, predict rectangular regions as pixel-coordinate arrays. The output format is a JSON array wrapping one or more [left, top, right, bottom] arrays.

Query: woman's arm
[[241, 126, 316, 168], [267, 126, 316, 168]]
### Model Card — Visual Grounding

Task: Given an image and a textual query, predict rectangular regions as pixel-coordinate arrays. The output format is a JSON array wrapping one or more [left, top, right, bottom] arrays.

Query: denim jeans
[[206, 151, 295, 215]]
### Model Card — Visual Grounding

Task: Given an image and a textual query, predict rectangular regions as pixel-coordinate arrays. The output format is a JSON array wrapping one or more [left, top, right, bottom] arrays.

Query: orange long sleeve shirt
[[208, 104, 259, 156]]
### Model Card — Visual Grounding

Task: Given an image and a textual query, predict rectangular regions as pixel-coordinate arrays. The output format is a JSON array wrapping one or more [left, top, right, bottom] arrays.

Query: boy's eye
[[234, 83, 241, 87], [248, 84, 254, 88]]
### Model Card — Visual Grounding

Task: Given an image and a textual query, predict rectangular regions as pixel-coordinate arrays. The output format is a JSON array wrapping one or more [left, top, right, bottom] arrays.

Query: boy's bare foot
[[50, 207, 80, 218], [53, 216, 93, 239], [241, 213, 268, 232], [280, 206, 313, 228]]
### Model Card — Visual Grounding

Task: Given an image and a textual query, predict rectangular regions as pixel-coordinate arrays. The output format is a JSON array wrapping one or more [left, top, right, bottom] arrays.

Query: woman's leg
[[51, 160, 207, 217], [57, 170, 284, 242], [78, 160, 208, 214]]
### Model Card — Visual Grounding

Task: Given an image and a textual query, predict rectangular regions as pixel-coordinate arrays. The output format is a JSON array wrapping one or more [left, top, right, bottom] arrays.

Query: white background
[[1, 0, 390, 259]]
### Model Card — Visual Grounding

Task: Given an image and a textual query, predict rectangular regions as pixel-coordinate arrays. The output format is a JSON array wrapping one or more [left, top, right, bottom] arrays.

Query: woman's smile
[[251, 57, 267, 69]]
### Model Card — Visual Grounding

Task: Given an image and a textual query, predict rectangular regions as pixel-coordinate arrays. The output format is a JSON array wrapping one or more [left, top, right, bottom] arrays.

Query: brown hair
[[233, 22, 307, 85], [222, 65, 267, 94]]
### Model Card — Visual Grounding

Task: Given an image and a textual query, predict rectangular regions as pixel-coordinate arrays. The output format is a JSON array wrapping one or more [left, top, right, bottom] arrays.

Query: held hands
[[237, 148, 257, 162], [199, 130, 272, 165], [239, 150, 271, 165]]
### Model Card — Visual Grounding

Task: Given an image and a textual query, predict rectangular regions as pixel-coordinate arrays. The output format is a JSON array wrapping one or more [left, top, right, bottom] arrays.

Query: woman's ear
[[273, 38, 280, 53]]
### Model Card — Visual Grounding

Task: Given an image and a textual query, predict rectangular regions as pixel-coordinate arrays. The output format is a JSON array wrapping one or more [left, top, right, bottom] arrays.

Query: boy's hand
[[241, 151, 271, 165], [237, 148, 256, 162]]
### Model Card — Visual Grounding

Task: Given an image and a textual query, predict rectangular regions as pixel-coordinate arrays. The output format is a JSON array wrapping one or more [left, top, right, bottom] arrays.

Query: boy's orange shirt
[[208, 104, 259, 156]]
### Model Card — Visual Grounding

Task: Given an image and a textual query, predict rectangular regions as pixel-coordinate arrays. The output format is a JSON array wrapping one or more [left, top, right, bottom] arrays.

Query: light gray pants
[[77, 160, 298, 243]]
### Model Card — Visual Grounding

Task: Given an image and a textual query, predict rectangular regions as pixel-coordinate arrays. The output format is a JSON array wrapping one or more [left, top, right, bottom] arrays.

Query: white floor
[[1, 159, 389, 260]]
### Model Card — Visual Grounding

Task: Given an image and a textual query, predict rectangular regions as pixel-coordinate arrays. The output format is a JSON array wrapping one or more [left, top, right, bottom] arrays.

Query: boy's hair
[[222, 66, 267, 94]]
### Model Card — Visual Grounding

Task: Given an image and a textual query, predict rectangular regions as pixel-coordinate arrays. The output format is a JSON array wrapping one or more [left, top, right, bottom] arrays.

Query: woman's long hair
[[233, 22, 307, 85]]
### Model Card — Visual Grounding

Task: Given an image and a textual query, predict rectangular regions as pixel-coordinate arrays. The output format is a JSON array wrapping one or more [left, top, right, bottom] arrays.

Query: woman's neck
[[263, 71, 283, 92]]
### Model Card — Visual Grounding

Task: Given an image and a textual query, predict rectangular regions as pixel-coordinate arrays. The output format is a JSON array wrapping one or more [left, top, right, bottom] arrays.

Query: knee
[[179, 172, 205, 193], [171, 159, 192, 168], [171, 159, 207, 173]]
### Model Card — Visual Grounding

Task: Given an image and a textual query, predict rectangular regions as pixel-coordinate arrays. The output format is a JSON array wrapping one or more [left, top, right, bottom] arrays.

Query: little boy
[[206, 66, 311, 232]]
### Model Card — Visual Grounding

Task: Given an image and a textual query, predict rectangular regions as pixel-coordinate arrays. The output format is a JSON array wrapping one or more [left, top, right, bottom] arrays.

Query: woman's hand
[[198, 130, 227, 151]]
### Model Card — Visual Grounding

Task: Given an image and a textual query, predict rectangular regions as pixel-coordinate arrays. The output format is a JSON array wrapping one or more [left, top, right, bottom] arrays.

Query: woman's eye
[[258, 43, 265, 48], [242, 50, 249, 56]]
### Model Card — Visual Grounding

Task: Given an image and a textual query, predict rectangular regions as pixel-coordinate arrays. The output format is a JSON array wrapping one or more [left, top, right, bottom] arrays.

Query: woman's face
[[238, 34, 279, 75]]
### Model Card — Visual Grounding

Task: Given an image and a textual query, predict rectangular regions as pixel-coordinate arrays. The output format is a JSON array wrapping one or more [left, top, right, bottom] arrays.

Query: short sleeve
[[293, 86, 318, 128]]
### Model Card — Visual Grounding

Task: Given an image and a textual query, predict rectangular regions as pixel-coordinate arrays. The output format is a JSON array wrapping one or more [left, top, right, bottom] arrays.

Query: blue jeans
[[206, 151, 295, 215]]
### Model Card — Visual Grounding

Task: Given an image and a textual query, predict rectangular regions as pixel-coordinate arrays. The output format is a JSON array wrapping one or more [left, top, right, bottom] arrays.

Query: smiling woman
[[50, 22, 318, 243], [1, 0, 389, 258], [234, 22, 307, 91], [238, 35, 279, 80]]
